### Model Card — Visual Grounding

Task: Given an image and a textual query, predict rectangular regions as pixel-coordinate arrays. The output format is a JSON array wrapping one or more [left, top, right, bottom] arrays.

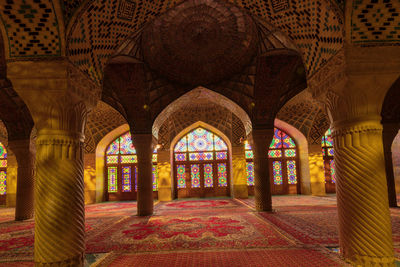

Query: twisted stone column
[[132, 133, 154, 216], [382, 123, 399, 208], [333, 119, 394, 266], [251, 128, 274, 211], [8, 139, 35, 221], [34, 131, 85, 266]]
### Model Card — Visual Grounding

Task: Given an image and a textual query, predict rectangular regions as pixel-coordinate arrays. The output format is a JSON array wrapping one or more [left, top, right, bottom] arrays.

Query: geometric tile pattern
[[0, 0, 61, 58], [67, 0, 344, 84], [61, 0, 85, 26], [351, 0, 400, 44], [84, 101, 127, 153], [158, 103, 246, 149]]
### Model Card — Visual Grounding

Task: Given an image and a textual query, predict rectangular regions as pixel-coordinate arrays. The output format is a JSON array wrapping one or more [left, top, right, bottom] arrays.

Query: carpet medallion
[[86, 213, 293, 253]]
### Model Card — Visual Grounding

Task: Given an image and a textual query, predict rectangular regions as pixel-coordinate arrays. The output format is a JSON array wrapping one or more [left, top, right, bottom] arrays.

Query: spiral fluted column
[[333, 119, 395, 266], [251, 128, 274, 212], [8, 139, 35, 221], [132, 133, 154, 216], [34, 131, 85, 266], [382, 123, 399, 208]]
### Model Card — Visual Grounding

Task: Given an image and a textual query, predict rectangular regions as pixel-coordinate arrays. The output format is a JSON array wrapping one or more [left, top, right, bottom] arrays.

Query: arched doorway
[[245, 128, 301, 195], [322, 129, 336, 193], [173, 127, 230, 198], [0, 142, 7, 205], [105, 131, 158, 201]]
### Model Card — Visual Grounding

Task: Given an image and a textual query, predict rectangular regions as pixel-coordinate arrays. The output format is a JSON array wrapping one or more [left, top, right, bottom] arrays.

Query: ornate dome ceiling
[[141, 0, 259, 86]]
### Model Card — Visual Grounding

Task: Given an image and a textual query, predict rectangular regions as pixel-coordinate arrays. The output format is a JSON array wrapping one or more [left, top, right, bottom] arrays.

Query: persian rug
[[85, 202, 137, 218], [0, 208, 15, 223], [238, 195, 337, 209], [259, 209, 339, 246], [155, 199, 248, 215], [85, 212, 294, 253], [95, 248, 348, 267]]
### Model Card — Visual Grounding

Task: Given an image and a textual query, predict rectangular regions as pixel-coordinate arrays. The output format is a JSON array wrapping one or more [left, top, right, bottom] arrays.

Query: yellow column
[[7, 60, 98, 266], [132, 133, 154, 216], [308, 144, 326, 196], [250, 128, 274, 211], [333, 118, 394, 266], [157, 149, 172, 201], [231, 145, 248, 198], [8, 139, 35, 221]]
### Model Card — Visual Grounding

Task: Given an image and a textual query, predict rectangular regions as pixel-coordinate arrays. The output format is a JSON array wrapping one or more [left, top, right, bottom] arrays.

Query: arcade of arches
[[0, 0, 399, 266]]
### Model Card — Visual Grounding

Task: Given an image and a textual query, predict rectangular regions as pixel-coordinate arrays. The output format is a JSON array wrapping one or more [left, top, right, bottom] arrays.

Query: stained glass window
[[191, 164, 201, 188], [108, 167, 118, 193], [173, 127, 228, 193], [122, 166, 132, 192], [273, 161, 283, 185], [0, 171, 6, 196], [245, 128, 299, 191], [152, 165, 158, 191], [204, 164, 213, 187], [246, 162, 255, 186], [0, 143, 7, 196], [105, 132, 159, 196], [322, 129, 336, 190], [330, 160, 336, 183], [287, 160, 297, 184], [217, 163, 227, 187], [177, 165, 186, 188]]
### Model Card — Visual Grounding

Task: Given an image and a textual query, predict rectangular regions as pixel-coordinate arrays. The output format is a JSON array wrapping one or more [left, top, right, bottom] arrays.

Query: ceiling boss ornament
[[141, 0, 258, 86]]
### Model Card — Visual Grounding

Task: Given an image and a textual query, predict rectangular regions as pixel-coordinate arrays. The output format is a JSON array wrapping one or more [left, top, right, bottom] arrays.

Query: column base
[[35, 253, 84, 267], [346, 254, 395, 267], [137, 209, 153, 216], [15, 214, 33, 221], [255, 201, 272, 212]]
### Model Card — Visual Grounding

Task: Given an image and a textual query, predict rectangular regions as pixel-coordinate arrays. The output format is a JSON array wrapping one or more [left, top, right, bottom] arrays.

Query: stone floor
[[1, 195, 399, 266]]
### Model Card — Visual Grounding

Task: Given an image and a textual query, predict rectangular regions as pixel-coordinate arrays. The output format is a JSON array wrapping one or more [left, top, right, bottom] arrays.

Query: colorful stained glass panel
[[108, 167, 117, 193], [188, 128, 213, 152], [244, 142, 252, 150], [287, 160, 297, 184], [217, 163, 227, 187], [119, 132, 136, 154], [268, 150, 282, 158], [106, 155, 118, 164], [272, 161, 283, 185], [190, 164, 201, 188], [152, 165, 158, 191], [177, 165, 186, 188], [327, 148, 334, 156], [281, 132, 296, 148], [269, 129, 282, 149], [330, 159, 336, 183], [122, 166, 131, 192], [0, 160, 7, 168], [216, 152, 228, 160], [175, 153, 187, 161], [189, 152, 213, 161], [0, 170, 5, 195], [246, 162, 254, 186], [284, 149, 296, 157], [121, 155, 137, 164], [152, 154, 157, 163], [245, 150, 254, 159], [174, 136, 187, 152], [135, 166, 138, 191], [204, 164, 213, 187], [214, 135, 228, 151], [106, 139, 119, 155]]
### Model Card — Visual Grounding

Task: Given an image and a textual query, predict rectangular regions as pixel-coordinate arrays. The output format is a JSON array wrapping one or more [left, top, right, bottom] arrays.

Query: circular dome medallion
[[141, 0, 258, 86]]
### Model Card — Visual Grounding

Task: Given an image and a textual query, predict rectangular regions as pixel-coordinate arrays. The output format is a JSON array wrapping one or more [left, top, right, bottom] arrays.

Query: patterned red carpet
[[5, 195, 400, 266]]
